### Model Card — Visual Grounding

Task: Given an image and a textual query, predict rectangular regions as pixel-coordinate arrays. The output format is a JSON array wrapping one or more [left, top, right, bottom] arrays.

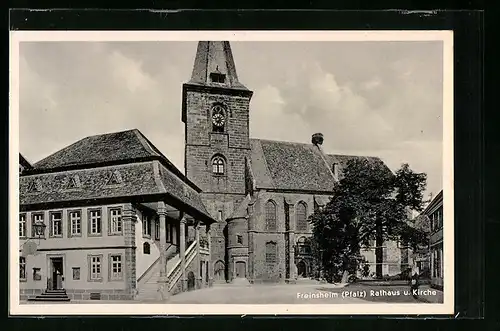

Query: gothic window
[[265, 241, 277, 263], [212, 156, 225, 175], [265, 200, 277, 231], [296, 202, 308, 232]]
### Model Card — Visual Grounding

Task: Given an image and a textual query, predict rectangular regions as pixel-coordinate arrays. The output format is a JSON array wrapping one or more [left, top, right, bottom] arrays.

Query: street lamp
[[32, 221, 47, 241]]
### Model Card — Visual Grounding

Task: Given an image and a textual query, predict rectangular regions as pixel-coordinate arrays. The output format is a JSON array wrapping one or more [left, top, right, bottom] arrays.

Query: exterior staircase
[[136, 241, 198, 301], [136, 244, 179, 301], [27, 289, 70, 302]]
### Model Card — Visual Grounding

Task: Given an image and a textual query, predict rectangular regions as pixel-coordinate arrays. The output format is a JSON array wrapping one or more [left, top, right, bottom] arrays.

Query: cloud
[[271, 61, 394, 151]]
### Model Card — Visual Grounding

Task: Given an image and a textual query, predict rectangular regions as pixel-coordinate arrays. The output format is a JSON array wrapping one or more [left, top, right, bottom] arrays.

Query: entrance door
[[51, 257, 64, 290], [214, 260, 225, 282], [235, 261, 246, 278], [187, 271, 196, 291], [297, 260, 307, 278]]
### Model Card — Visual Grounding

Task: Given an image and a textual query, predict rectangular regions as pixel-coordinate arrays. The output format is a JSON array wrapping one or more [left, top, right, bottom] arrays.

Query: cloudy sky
[[19, 40, 443, 198]]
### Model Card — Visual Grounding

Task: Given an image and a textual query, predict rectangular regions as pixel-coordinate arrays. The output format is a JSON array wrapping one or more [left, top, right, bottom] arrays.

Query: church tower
[[182, 41, 253, 280]]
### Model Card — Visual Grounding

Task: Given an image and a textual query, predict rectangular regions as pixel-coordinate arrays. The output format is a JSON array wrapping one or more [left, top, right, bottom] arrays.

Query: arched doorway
[[235, 261, 246, 278], [187, 271, 196, 291], [214, 260, 225, 282], [297, 260, 307, 278]]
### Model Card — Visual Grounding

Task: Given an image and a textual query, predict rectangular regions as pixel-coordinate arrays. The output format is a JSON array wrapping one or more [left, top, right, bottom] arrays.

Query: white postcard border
[[9, 30, 454, 316]]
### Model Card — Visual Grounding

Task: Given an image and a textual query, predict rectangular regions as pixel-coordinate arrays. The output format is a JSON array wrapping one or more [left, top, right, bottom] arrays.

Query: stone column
[[206, 224, 213, 286], [157, 201, 169, 301], [195, 221, 201, 288], [123, 203, 137, 299], [180, 215, 187, 291], [157, 202, 167, 277]]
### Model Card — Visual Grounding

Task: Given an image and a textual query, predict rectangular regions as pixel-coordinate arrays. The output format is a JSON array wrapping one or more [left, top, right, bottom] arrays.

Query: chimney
[[312, 133, 324, 146]]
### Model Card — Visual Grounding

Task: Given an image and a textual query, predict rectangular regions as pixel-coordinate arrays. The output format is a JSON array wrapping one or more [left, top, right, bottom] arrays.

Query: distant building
[[421, 190, 443, 290], [19, 154, 32, 174], [359, 240, 413, 279], [19, 130, 216, 301]]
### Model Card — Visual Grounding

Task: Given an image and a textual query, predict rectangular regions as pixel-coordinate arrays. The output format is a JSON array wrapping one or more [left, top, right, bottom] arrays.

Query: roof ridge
[[328, 153, 382, 160], [33, 129, 139, 166], [252, 139, 275, 189], [132, 129, 161, 158], [252, 137, 313, 146], [315, 145, 338, 182]]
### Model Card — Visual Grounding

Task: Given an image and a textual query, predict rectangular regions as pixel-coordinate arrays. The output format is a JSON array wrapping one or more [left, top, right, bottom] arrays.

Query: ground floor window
[[33, 267, 41, 281], [110, 255, 123, 280], [72, 267, 80, 280], [432, 244, 443, 279], [89, 255, 102, 281]]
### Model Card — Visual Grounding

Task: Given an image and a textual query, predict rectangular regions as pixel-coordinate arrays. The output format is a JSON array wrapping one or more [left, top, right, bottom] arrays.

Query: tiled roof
[[249, 139, 337, 192], [20, 161, 214, 223], [422, 189, 443, 215], [227, 194, 251, 220], [22, 129, 214, 223], [249, 139, 392, 192], [326, 154, 392, 179], [33, 129, 160, 170]]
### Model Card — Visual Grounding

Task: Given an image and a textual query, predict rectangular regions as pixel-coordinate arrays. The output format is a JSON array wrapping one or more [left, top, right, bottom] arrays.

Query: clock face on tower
[[211, 105, 226, 128]]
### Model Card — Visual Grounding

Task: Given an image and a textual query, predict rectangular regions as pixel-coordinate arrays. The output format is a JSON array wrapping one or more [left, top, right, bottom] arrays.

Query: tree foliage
[[309, 159, 427, 282]]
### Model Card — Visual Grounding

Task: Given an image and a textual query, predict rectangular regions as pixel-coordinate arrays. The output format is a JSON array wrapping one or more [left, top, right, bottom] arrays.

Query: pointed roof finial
[[188, 41, 248, 90]]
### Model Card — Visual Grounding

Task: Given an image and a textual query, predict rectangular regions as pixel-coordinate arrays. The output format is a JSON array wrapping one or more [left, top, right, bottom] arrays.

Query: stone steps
[[28, 289, 71, 302]]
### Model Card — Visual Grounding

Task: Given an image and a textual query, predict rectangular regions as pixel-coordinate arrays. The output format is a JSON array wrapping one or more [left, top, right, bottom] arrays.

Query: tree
[[309, 158, 427, 281]]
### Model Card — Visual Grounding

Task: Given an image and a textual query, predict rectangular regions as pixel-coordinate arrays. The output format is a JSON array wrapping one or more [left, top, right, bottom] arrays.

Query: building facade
[[422, 190, 444, 290], [182, 41, 406, 283], [18, 131, 216, 301]]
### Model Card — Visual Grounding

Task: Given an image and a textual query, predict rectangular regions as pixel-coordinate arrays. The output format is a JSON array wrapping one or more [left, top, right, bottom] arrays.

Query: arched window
[[296, 202, 308, 231], [212, 156, 225, 175], [297, 236, 311, 255], [265, 241, 277, 263], [265, 200, 277, 231], [143, 242, 150, 255]]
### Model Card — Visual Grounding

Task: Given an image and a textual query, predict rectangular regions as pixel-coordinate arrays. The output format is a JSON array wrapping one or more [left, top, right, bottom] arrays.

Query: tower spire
[[188, 41, 248, 90]]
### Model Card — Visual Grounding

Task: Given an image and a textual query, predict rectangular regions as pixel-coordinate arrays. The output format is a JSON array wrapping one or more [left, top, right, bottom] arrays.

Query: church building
[[182, 41, 406, 283]]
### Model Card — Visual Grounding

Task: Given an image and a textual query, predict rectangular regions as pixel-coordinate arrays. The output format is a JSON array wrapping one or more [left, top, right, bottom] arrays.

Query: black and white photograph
[[10, 31, 454, 315]]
